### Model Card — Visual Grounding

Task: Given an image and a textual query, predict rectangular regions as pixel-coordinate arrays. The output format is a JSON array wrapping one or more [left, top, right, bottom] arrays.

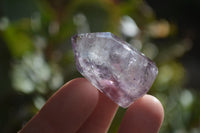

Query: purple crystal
[[72, 32, 158, 108]]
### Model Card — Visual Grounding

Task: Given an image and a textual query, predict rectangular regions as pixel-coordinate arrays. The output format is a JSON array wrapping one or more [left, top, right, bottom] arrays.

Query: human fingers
[[118, 94, 164, 133], [20, 78, 99, 133], [77, 92, 118, 133]]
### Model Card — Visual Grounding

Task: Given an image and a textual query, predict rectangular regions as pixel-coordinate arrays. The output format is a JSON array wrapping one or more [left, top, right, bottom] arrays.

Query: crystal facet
[[72, 32, 158, 108]]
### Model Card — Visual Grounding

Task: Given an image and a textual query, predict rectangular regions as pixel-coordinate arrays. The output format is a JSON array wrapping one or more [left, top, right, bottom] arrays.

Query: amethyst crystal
[[72, 32, 158, 108]]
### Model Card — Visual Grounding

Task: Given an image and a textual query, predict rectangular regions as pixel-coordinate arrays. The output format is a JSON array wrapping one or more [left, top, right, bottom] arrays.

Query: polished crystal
[[72, 32, 158, 108]]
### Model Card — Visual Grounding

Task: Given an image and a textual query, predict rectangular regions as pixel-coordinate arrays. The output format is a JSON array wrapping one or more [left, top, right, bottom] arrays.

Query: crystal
[[71, 32, 158, 108]]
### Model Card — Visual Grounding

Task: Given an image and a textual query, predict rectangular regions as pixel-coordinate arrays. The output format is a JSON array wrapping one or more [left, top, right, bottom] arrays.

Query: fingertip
[[77, 92, 118, 133], [118, 94, 164, 133], [137, 95, 164, 128]]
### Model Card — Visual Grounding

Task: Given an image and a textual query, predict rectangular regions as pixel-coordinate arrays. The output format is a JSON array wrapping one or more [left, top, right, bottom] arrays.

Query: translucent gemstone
[[71, 32, 158, 108]]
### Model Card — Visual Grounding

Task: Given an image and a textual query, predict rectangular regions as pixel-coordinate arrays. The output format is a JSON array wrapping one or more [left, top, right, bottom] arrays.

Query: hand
[[19, 78, 164, 133]]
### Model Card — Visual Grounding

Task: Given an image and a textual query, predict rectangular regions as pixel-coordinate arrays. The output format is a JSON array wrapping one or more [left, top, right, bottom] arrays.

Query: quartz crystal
[[72, 32, 158, 108]]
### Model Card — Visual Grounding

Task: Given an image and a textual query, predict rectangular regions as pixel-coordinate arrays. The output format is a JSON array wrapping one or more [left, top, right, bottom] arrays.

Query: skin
[[19, 78, 164, 133]]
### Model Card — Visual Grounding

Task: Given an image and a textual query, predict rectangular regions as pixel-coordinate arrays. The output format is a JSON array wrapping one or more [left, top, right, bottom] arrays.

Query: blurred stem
[[108, 107, 126, 133]]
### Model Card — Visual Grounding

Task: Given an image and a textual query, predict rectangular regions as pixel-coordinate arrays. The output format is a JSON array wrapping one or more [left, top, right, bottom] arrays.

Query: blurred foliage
[[0, 0, 200, 133]]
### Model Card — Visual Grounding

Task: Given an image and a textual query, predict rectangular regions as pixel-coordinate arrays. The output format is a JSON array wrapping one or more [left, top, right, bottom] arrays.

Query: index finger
[[19, 78, 99, 133]]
